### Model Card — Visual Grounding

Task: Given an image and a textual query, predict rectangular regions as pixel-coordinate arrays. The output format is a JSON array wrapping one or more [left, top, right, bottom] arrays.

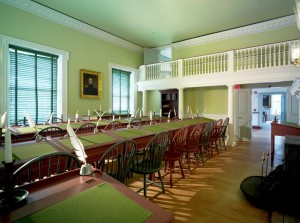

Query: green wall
[[184, 87, 228, 115], [0, 3, 143, 115]]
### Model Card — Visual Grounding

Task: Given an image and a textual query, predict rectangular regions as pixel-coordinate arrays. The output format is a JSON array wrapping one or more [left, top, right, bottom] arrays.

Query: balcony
[[137, 40, 300, 91]]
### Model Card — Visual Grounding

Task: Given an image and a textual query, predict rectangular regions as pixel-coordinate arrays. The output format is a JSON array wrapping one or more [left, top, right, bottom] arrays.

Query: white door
[[234, 89, 252, 141]]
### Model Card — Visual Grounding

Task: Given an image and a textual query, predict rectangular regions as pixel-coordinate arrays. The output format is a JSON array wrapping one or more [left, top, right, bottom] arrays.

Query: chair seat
[[131, 160, 161, 175], [163, 151, 181, 161]]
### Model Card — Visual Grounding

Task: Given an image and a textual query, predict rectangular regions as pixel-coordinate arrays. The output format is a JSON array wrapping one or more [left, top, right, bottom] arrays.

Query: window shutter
[[112, 68, 130, 114], [8, 45, 58, 125]]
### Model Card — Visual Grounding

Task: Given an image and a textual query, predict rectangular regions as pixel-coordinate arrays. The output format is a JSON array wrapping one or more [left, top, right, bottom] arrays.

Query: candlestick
[[88, 110, 90, 116], [5, 131, 12, 163], [0, 161, 29, 208], [160, 109, 162, 117]]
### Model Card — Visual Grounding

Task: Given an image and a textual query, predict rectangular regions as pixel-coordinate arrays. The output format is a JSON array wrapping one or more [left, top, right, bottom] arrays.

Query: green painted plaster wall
[[146, 90, 161, 115], [0, 3, 143, 115], [184, 87, 228, 115]]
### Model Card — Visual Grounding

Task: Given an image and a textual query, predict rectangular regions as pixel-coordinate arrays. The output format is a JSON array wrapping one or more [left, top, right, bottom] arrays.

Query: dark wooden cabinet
[[160, 89, 178, 117]]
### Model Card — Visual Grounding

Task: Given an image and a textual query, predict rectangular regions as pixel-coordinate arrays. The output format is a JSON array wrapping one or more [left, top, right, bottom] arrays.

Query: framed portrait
[[80, 69, 102, 99], [263, 95, 271, 108]]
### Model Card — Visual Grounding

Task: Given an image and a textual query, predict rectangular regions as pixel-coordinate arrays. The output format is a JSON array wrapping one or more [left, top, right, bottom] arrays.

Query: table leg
[[271, 134, 274, 167]]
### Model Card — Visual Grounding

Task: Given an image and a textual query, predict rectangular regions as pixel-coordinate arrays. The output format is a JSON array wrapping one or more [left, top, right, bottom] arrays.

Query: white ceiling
[[32, 0, 295, 48]]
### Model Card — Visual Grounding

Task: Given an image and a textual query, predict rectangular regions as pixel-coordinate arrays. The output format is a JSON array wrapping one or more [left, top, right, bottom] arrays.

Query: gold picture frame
[[80, 69, 102, 99]]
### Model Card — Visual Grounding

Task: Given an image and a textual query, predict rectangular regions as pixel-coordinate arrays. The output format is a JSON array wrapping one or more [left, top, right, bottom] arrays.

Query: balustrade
[[139, 39, 299, 81]]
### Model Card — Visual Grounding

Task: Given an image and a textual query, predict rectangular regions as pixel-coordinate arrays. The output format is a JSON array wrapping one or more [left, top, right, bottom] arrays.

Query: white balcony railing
[[139, 39, 299, 81]]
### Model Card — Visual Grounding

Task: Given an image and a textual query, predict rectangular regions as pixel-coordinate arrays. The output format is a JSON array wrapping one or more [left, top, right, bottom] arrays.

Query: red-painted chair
[[163, 127, 189, 187], [209, 119, 223, 157], [183, 123, 205, 174]]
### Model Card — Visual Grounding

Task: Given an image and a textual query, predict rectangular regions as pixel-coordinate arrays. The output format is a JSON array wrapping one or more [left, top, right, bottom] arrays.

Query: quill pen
[[67, 123, 87, 164], [25, 112, 37, 132], [49, 112, 53, 125], [1, 112, 7, 128]]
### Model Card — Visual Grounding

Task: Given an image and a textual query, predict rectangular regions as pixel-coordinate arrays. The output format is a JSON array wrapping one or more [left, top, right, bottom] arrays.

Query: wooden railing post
[[227, 50, 234, 72], [177, 59, 183, 78], [139, 65, 146, 81]]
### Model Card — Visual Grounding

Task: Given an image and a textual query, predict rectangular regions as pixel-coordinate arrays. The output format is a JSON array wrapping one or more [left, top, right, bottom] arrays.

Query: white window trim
[[0, 35, 69, 122], [108, 63, 137, 115]]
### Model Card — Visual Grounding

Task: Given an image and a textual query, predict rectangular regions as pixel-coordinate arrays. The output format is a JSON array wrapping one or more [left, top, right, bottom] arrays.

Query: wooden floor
[[128, 122, 299, 223]]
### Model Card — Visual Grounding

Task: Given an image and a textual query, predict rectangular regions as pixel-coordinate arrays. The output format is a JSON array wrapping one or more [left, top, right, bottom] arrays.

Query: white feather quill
[[25, 112, 37, 132], [67, 123, 87, 164], [49, 112, 53, 125], [94, 109, 101, 118], [1, 112, 7, 128], [200, 108, 207, 118]]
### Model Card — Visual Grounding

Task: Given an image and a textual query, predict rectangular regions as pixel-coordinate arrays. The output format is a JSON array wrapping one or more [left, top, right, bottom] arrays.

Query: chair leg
[[198, 146, 205, 165], [143, 174, 147, 197], [186, 152, 191, 174], [178, 159, 185, 179], [157, 171, 165, 194], [193, 151, 199, 167], [222, 137, 226, 150], [169, 161, 173, 188]]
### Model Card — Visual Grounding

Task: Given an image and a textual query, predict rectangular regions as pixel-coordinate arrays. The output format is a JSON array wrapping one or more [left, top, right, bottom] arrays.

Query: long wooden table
[[0, 118, 210, 186], [0, 169, 174, 223], [270, 122, 300, 166]]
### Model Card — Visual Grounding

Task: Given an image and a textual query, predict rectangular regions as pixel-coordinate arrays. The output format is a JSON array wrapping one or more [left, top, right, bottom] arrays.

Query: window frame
[[1, 35, 69, 125], [108, 63, 137, 116]]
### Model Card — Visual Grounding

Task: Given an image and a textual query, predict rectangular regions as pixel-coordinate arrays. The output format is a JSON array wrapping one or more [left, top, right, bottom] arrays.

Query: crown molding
[[0, 0, 143, 53], [172, 15, 297, 49], [1, 0, 296, 52]]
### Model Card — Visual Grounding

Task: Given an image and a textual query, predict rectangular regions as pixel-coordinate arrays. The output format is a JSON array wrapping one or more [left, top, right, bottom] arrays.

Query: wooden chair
[[13, 152, 80, 187], [219, 117, 229, 151], [209, 119, 223, 157], [32, 126, 65, 140], [130, 131, 169, 197], [163, 127, 189, 187], [198, 121, 213, 164], [104, 120, 122, 131], [130, 118, 142, 128], [97, 139, 136, 184], [183, 123, 205, 174], [75, 122, 97, 134]]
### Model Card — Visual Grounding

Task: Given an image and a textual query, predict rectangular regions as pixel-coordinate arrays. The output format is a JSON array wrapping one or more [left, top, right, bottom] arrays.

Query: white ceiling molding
[[0, 0, 143, 53], [1, 0, 296, 52], [172, 15, 296, 49]]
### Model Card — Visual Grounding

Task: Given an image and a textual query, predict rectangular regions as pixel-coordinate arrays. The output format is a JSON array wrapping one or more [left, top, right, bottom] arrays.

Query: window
[[1, 35, 68, 126], [9, 45, 58, 125], [112, 68, 130, 114]]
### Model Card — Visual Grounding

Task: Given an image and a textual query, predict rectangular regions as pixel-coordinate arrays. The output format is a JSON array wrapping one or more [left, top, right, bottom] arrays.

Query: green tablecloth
[[59, 134, 118, 150], [0, 142, 58, 162], [15, 183, 152, 223], [112, 128, 148, 139]]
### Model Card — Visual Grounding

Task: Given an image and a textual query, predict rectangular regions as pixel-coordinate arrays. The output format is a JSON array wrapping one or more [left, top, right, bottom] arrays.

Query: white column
[[142, 90, 147, 116], [227, 85, 235, 146], [178, 88, 184, 119]]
